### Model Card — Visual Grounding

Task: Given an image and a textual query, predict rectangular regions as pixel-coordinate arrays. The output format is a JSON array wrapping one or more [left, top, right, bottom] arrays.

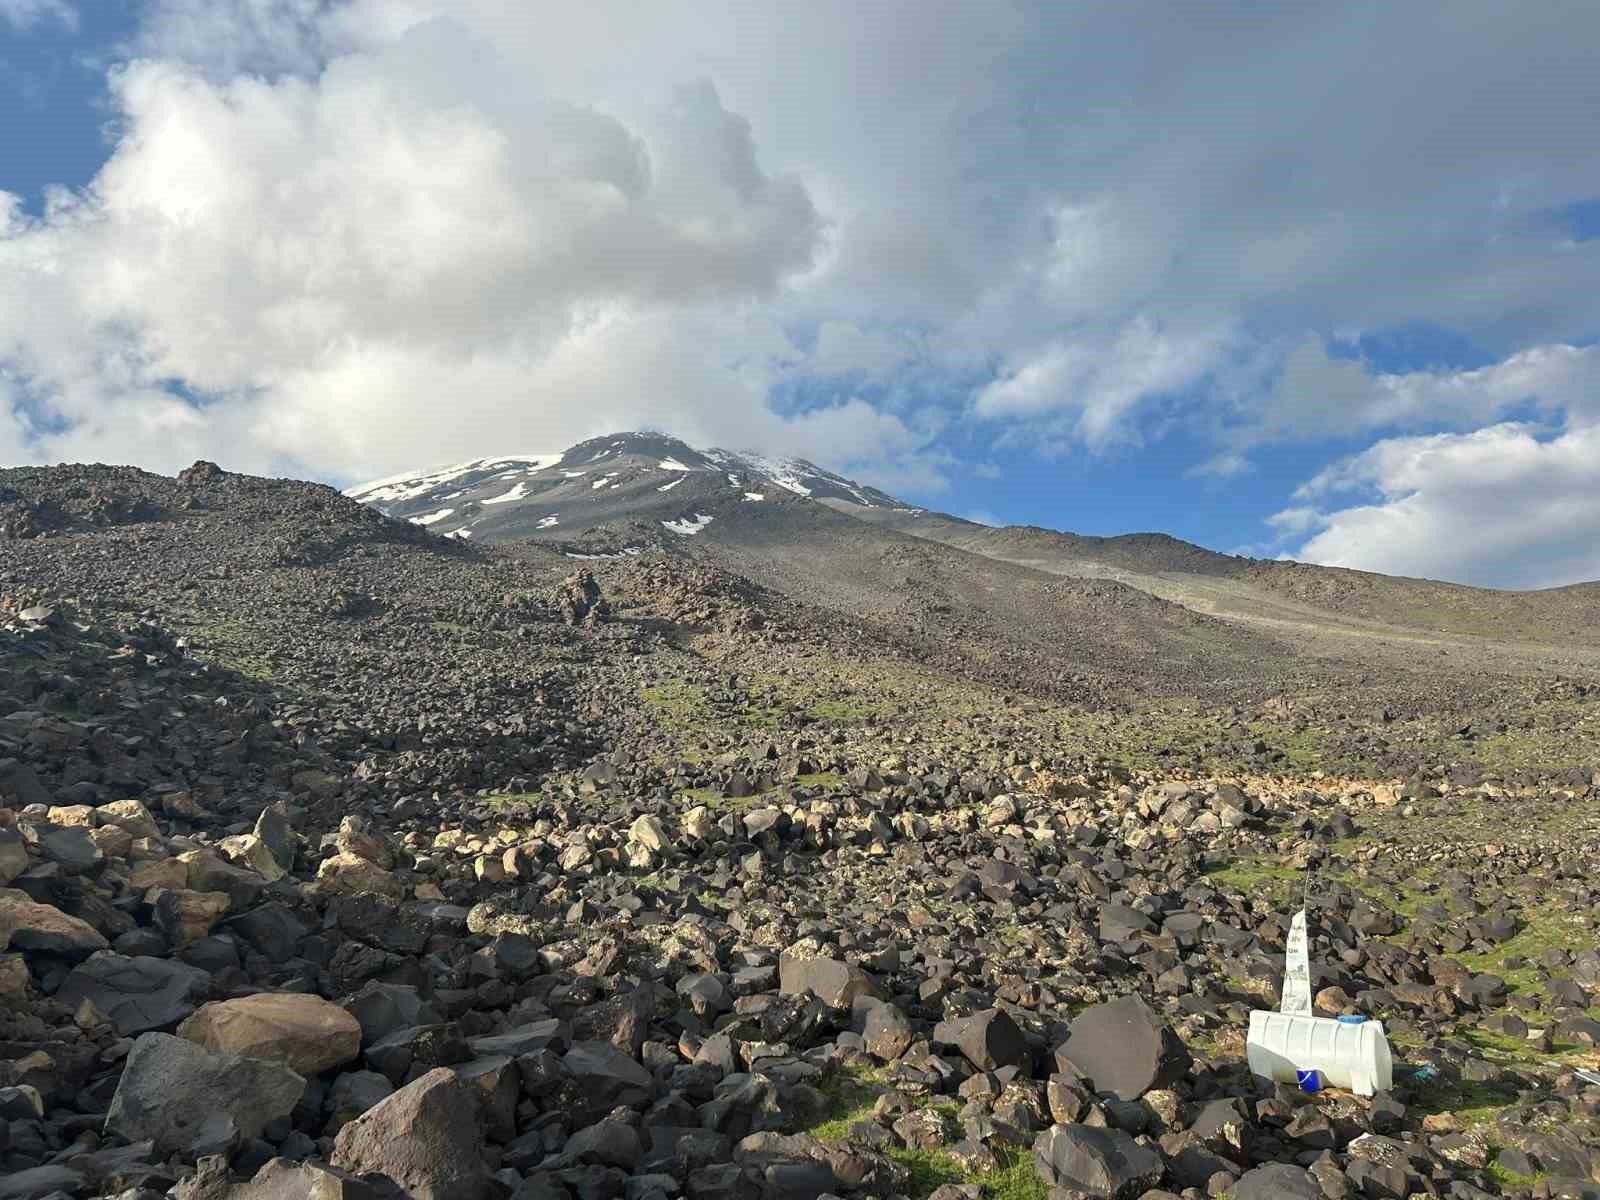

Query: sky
[[2, 1, 1599, 590]]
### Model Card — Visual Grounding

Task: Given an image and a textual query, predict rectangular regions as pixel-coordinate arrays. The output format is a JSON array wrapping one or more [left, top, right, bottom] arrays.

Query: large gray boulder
[[56, 953, 212, 1035], [1032, 1124, 1164, 1198], [562, 1040, 656, 1121], [0, 1165, 88, 1200], [937, 1007, 1028, 1072], [105, 1033, 305, 1152], [1231, 1162, 1323, 1200], [330, 1067, 492, 1200], [342, 981, 440, 1048], [778, 940, 877, 1008], [1054, 995, 1192, 1101]]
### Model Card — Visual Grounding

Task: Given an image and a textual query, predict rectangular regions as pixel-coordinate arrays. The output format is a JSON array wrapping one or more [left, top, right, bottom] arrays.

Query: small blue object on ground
[[1296, 1069, 1322, 1093]]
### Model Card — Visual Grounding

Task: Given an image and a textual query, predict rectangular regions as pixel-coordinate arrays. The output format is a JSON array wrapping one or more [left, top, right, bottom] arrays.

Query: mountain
[[3, 450, 1598, 1196], [353, 430, 1600, 650], [343, 431, 913, 547]]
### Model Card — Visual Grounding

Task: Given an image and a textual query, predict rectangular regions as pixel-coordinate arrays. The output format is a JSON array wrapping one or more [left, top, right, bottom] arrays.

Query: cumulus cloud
[[1254, 339, 1600, 444], [1281, 423, 1600, 589], [3, 0, 1600, 584], [0, 0, 76, 30], [974, 321, 1230, 449], [0, 20, 855, 479]]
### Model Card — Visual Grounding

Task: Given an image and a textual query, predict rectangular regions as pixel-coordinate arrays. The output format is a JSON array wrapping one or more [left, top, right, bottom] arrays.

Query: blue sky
[[3, 1, 1600, 588]]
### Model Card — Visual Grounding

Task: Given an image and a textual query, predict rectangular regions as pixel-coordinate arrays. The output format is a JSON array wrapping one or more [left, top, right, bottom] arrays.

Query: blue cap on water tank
[[1336, 1015, 1367, 1024]]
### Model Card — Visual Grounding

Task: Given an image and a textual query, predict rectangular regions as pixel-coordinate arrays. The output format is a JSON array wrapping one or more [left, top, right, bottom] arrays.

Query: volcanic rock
[[1054, 995, 1192, 1101], [178, 992, 363, 1074], [105, 1032, 306, 1152], [330, 1067, 493, 1200]]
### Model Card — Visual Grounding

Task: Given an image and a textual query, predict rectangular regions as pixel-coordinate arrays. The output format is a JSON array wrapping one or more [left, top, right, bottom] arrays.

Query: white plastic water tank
[[1246, 1011, 1394, 1096]]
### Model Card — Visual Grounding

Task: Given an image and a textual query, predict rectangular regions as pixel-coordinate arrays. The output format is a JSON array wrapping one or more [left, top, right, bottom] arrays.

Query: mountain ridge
[[343, 431, 1600, 652]]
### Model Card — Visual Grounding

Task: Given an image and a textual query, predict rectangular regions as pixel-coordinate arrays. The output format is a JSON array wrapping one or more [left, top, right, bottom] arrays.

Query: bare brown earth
[[836, 503, 1600, 669]]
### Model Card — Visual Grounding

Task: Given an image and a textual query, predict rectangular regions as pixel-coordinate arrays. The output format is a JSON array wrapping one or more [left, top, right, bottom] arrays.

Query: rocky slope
[[845, 507, 1600, 650], [0, 457, 1596, 1200]]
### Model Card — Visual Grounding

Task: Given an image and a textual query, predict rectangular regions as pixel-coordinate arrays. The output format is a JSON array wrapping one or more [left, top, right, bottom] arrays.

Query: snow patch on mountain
[[409, 507, 455, 526], [566, 547, 644, 560], [482, 482, 530, 505], [734, 451, 815, 497], [662, 513, 714, 535], [346, 454, 560, 502]]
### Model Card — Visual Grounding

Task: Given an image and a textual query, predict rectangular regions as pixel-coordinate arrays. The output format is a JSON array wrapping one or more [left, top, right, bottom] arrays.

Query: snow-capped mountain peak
[[345, 432, 917, 545]]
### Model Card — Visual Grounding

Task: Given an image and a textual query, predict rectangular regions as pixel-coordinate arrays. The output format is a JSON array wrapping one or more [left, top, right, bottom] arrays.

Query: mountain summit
[[344, 432, 912, 544], [347, 430, 1600, 648]]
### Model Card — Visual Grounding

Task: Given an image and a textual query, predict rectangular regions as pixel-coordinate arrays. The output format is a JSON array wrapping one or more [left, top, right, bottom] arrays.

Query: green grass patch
[[1453, 907, 1595, 1000], [802, 1067, 1048, 1200], [805, 695, 886, 723], [1404, 1074, 1517, 1130], [792, 771, 845, 792], [982, 1153, 1051, 1200], [676, 787, 723, 807], [1485, 1158, 1545, 1190], [677, 785, 780, 812], [808, 1066, 885, 1142], [483, 792, 540, 814], [184, 617, 304, 688], [640, 681, 710, 732], [1201, 856, 1302, 905], [1457, 1024, 1597, 1070], [1321, 868, 1449, 923]]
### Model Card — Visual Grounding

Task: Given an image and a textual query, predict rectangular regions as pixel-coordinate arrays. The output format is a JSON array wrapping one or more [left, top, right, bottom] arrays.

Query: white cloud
[[0, 0, 76, 31], [974, 320, 1229, 449], [961, 509, 1002, 527], [0, 25, 856, 479], [809, 321, 908, 377], [1279, 423, 1600, 589], [1264, 506, 1320, 537], [1186, 451, 1253, 480], [1255, 339, 1600, 444], [4, 0, 1600, 545]]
